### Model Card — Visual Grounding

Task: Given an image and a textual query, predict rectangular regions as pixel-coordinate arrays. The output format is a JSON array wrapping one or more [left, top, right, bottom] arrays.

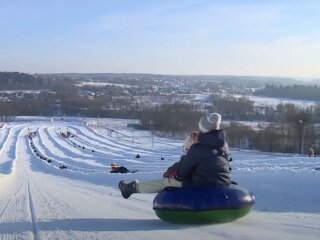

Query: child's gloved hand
[[163, 170, 177, 178]]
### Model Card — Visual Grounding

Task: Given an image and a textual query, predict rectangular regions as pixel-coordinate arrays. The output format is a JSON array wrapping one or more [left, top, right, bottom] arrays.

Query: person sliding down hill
[[110, 163, 129, 174], [118, 112, 231, 199]]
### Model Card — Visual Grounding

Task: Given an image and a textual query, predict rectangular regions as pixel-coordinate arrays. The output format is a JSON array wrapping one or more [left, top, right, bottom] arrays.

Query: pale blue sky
[[1, 0, 320, 77]]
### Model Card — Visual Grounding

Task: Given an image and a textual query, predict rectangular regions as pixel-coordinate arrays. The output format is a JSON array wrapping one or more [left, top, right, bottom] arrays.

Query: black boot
[[118, 180, 138, 199]]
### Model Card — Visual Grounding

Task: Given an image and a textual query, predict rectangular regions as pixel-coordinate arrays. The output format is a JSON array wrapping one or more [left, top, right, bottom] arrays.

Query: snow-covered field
[[0, 117, 319, 240]]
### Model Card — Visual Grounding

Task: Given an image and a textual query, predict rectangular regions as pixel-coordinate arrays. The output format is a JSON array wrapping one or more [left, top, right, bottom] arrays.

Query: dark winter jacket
[[110, 166, 129, 174], [176, 129, 231, 187]]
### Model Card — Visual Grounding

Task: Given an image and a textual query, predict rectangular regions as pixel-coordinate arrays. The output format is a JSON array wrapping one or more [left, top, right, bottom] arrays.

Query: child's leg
[[137, 178, 182, 193]]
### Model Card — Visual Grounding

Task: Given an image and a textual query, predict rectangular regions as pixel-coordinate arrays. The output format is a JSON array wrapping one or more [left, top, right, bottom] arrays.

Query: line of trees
[[255, 84, 320, 101], [138, 101, 319, 155], [0, 71, 75, 91], [227, 121, 317, 155], [207, 95, 256, 120], [139, 103, 202, 134]]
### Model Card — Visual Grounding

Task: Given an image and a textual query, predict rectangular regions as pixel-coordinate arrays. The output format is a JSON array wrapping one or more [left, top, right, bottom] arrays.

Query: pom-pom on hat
[[198, 113, 222, 133]]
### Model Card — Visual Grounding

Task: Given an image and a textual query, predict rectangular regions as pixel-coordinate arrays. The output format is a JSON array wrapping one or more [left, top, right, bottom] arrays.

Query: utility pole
[[150, 120, 154, 148], [152, 129, 154, 148], [299, 120, 304, 155], [116, 125, 119, 139]]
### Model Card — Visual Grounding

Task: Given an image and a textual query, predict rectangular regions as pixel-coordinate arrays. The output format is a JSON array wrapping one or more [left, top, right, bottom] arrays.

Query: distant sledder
[[60, 130, 74, 138], [110, 163, 137, 174], [27, 131, 37, 140], [59, 164, 68, 169]]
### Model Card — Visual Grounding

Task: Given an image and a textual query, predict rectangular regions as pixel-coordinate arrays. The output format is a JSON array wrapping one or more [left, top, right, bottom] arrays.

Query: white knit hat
[[198, 113, 222, 133]]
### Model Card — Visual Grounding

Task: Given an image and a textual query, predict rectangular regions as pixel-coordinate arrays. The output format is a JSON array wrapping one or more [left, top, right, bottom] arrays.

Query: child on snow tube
[[119, 112, 231, 199], [110, 163, 129, 174]]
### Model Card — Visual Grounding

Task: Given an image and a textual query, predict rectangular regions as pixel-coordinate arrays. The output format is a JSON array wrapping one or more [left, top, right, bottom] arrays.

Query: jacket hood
[[198, 129, 226, 149]]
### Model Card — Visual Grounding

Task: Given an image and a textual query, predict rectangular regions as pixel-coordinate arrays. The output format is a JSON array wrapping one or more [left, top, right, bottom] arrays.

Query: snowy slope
[[0, 118, 319, 240]]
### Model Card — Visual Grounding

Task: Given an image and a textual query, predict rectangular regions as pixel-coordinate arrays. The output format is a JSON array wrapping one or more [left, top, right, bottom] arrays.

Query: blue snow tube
[[153, 184, 255, 224]]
